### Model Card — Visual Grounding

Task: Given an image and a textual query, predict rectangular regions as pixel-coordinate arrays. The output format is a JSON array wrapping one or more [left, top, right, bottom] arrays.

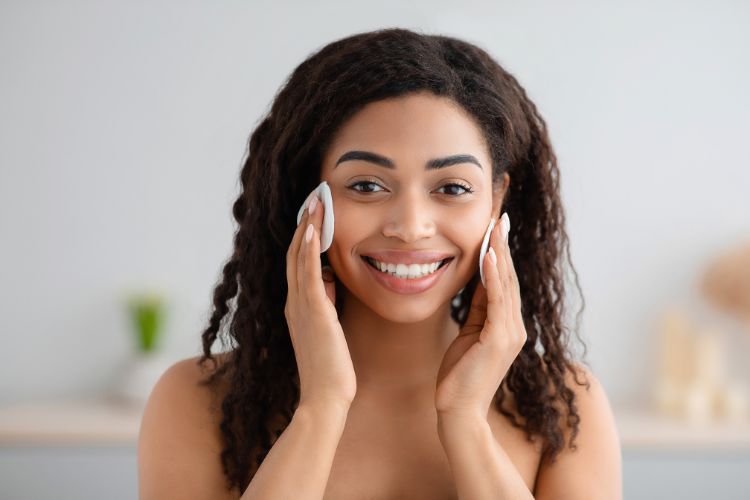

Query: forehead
[[321, 92, 491, 173]]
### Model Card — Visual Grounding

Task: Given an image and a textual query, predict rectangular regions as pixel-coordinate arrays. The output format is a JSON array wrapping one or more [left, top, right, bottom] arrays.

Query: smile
[[363, 256, 451, 278], [361, 256, 454, 294]]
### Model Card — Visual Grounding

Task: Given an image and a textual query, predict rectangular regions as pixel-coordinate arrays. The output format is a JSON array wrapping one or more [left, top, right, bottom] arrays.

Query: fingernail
[[489, 247, 497, 265], [305, 223, 314, 243], [309, 195, 318, 215], [501, 213, 510, 242]]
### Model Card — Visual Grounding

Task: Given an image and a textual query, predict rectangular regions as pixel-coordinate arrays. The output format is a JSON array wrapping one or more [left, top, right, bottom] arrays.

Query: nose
[[381, 187, 437, 243]]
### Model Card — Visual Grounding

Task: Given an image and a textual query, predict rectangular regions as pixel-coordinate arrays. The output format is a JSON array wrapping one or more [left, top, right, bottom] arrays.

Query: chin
[[370, 299, 450, 324]]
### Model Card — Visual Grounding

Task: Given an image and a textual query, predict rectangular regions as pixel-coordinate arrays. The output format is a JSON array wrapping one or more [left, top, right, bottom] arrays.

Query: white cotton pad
[[296, 181, 334, 252], [479, 217, 496, 288]]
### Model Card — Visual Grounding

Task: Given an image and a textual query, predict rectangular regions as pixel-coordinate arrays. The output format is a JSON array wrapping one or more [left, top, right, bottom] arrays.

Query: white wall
[[1, 0, 749, 410]]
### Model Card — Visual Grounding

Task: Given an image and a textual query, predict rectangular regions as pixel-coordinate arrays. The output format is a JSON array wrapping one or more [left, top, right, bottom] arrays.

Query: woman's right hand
[[285, 191, 357, 412]]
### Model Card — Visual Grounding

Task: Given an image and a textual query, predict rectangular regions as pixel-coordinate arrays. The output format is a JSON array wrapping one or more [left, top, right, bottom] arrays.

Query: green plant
[[127, 293, 165, 354]]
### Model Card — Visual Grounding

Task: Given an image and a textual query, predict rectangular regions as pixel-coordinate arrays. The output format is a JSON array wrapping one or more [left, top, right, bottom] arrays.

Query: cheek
[[324, 212, 366, 273], [443, 212, 486, 248], [445, 215, 490, 277]]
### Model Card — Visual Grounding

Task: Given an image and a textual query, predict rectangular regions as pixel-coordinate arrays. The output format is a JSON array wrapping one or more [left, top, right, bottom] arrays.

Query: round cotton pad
[[296, 181, 334, 253], [479, 217, 496, 288]]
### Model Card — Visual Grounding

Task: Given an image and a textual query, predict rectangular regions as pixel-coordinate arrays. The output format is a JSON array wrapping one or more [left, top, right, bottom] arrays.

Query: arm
[[435, 212, 535, 499], [437, 412, 534, 500], [138, 357, 350, 500], [437, 365, 622, 500], [240, 402, 349, 499], [138, 359, 242, 500]]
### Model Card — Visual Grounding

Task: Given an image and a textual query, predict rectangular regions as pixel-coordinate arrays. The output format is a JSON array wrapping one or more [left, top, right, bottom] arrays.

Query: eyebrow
[[334, 150, 483, 171]]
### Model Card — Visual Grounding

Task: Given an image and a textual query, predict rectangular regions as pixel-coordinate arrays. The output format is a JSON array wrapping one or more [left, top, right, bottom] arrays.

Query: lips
[[362, 253, 453, 294]]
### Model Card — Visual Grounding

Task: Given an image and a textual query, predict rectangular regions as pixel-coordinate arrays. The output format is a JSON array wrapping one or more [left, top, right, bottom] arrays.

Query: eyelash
[[346, 179, 475, 196]]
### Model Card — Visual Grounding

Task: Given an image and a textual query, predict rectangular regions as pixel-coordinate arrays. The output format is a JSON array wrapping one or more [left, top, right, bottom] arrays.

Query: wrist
[[296, 399, 351, 424], [437, 410, 490, 442], [437, 408, 487, 424]]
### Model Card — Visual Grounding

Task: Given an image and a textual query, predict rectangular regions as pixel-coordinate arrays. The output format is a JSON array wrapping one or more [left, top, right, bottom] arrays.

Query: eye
[[347, 180, 385, 193], [438, 182, 474, 197]]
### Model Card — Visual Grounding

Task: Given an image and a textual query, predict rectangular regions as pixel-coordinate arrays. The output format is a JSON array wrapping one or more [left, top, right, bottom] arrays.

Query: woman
[[138, 28, 622, 499]]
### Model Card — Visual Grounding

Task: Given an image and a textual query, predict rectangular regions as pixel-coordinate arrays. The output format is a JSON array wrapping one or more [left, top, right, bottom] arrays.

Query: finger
[[499, 232, 522, 322], [480, 223, 505, 347], [301, 195, 326, 304], [303, 197, 323, 288], [461, 222, 495, 334], [499, 216, 521, 318], [461, 278, 487, 336], [496, 219, 525, 347], [287, 192, 314, 296], [493, 219, 511, 294]]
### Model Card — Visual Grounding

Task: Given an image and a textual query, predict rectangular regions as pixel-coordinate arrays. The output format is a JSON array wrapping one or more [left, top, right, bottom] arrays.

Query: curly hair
[[195, 27, 590, 494]]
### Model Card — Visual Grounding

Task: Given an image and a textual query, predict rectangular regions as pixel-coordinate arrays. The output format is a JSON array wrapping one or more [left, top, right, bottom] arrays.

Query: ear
[[491, 172, 510, 218]]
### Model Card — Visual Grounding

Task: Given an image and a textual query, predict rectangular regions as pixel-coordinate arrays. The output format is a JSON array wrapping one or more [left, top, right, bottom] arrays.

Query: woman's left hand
[[435, 213, 527, 418]]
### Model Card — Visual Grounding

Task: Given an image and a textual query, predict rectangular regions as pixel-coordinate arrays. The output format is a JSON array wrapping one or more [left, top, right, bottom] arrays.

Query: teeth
[[367, 258, 445, 279]]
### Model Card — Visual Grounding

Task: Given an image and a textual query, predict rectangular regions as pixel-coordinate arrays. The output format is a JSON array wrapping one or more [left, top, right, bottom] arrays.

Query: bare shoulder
[[138, 352, 238, 500], [533, 362, 623, 500]]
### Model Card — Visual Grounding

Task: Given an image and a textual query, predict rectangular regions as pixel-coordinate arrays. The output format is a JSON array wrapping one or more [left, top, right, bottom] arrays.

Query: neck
[[338, 292, 459, 411]]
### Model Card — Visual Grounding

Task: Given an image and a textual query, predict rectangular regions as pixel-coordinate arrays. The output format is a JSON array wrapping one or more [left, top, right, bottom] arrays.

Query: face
[[320, 91, 508, 323]]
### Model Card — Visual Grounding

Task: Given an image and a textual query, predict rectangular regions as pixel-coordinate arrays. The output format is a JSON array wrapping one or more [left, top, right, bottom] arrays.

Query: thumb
[[462, 279, 488, 333]]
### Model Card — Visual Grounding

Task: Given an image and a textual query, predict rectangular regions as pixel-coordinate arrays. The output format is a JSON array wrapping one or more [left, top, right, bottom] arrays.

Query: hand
[[285, 192, 357, 411], [434, 213, 526, 418]]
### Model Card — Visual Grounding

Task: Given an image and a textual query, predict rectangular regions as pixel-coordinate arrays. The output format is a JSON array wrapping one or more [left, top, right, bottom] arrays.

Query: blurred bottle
[[654, 306, 748, 423]]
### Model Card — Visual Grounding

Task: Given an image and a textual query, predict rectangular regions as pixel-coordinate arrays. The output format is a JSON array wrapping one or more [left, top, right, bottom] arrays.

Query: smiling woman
[[138, 27, 621, 500]]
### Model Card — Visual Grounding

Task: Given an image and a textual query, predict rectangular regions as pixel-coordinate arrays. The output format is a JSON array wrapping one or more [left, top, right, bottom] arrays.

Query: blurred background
[[1, 0, 749, 498]]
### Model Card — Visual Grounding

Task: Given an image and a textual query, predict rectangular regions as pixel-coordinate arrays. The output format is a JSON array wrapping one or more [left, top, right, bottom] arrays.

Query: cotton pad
[[479, 217, 496, 288], [296, 181, 334, 252]]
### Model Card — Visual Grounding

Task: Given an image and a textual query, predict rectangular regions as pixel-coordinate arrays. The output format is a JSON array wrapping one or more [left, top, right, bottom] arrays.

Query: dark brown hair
[[196, 27, 589, 494]]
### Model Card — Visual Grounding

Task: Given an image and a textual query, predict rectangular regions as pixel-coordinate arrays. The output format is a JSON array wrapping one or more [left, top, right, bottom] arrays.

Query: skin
[[318, 90, 509, 411], [310, 94, 622, 498], [136, 93, 621, 500]]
